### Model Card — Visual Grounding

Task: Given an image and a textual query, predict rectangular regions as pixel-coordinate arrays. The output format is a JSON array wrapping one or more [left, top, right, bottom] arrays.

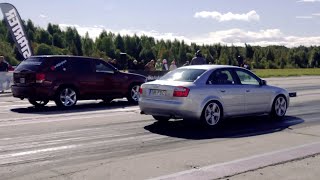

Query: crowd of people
[[127, 50, 207, 72]]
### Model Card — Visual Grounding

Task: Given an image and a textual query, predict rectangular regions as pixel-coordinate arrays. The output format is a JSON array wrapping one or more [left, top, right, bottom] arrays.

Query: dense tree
[[0, 19, 320, 69]]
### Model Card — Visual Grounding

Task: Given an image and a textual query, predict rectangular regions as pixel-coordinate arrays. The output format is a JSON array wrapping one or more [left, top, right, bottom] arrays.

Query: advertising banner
[[0, 3, 33, 59]]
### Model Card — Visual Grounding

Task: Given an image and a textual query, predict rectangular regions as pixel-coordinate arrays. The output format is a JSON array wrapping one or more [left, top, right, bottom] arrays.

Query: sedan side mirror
[[260, 80, 267, 86]]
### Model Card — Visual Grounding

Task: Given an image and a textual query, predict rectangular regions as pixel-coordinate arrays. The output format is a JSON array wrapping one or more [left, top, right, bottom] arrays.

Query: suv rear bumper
[[11, 85, 54, 100]]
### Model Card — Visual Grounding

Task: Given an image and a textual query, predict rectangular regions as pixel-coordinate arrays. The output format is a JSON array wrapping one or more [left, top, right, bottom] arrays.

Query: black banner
[[128, 70, 168, 81], [0, 3, 33, 59]]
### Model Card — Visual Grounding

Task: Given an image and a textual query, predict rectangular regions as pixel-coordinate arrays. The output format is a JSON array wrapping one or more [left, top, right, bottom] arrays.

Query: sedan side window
[[207, 70, 234, 85], [95, 60, 114, 73], [235, 70, 260, 85]]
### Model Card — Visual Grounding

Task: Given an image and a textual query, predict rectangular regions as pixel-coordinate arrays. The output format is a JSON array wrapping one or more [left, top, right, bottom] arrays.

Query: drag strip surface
[[0, 76, 319, 180]]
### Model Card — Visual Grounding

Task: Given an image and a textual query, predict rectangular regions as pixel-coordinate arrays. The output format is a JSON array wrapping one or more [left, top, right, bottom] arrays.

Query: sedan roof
[[179, 64, 237, 70]]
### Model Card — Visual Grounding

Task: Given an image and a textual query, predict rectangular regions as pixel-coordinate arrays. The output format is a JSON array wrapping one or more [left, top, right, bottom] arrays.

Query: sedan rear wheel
[[55, 87, 77, 107], [28, 99, 49, 107], [271, 96, 287, 119], [201, 101, 222, 127]]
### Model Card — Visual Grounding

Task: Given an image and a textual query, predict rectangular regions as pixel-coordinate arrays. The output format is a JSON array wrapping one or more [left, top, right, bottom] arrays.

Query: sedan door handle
[[246, 89, 250, 92], [220, 90, 226, 93]]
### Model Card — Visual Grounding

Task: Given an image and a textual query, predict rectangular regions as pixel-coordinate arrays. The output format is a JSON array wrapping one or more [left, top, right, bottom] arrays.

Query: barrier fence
[[0, 72, 13, 92], [128, 70, 168, 81]]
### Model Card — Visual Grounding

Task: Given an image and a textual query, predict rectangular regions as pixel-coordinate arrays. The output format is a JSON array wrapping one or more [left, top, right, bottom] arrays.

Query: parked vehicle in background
[[11, 55, 147, 107], [139, 65, 290, 127]]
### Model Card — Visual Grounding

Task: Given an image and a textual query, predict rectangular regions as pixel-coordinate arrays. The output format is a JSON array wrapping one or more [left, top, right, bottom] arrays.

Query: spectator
[[0, 56, 9, 72], [190, 50, 206, 65], [183, 61, 190, 66], [145, 60, 156, 71], [155, 59, 162, 71], [162, 59, 169, 71], [138, 60, 145, 70], [132, 60, 139, 70], [169, 60, 177, 71], [0, 56, 11, 93], [110, 59, 118, 69], [237, 55, 244, 67]]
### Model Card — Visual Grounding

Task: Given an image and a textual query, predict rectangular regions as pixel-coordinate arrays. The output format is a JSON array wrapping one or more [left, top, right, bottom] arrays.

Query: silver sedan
[[138, 65, 290, 127]]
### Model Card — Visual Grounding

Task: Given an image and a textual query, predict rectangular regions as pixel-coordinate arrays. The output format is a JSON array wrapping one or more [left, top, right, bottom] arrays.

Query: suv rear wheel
[[28, 99, 49, 107], [127, 84, 141, 104], [55, 87, 78, 107]]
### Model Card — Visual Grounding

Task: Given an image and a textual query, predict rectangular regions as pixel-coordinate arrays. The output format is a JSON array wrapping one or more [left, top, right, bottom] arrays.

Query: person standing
[[0, 56, 9, 72], [0, 56, 10, 93], [162, 59, 169, 71], [155, 59, 162, 71], [190, 50, 206, 65], [169, 60, 177, 71]]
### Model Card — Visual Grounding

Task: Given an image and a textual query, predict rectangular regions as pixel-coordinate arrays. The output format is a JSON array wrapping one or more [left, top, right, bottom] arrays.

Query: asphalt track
[[0, 76, 319, 180]]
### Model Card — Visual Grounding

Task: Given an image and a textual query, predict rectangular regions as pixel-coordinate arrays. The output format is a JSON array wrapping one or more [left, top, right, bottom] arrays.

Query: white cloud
[[297, 0, 320, 2], [194, 10, 260, 22], [58, 24, 320, 47], [39, 14, 47, 18], [193, 29, 320, 47], [296, 16, 313, 19]]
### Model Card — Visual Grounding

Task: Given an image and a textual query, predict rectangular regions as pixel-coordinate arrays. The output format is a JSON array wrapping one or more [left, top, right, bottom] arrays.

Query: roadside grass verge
[[252, 68, 320, 78]]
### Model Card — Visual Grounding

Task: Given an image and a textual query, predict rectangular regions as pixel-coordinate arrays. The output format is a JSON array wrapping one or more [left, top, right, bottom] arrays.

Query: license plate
[[150, 89, 166, 96], [20, 78, 25, 84]]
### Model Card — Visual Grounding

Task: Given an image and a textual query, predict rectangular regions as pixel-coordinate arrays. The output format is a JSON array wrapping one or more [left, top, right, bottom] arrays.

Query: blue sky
[[1, 0, 320, 47]]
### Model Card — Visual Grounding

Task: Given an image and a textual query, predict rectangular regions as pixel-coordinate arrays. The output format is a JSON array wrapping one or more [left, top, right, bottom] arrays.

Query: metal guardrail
[[0, 72, 13, 92]]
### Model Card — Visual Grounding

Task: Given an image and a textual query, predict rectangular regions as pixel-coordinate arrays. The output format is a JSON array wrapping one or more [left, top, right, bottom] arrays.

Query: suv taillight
[[36, 73, 45, 83], [139, 87, 143, 94], [173, 86, 190, 97]]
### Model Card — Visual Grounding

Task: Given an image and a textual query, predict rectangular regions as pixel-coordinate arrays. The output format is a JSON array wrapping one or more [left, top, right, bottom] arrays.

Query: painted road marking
[[152, 141, 320, 180]]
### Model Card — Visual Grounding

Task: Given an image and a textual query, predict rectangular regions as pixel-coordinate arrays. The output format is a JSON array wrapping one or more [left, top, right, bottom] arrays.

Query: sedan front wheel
[[271, 96, 287, 119]]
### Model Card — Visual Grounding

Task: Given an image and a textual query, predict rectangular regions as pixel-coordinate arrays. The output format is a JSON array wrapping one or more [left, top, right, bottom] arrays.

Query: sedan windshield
[[160, 69, 206, 82]]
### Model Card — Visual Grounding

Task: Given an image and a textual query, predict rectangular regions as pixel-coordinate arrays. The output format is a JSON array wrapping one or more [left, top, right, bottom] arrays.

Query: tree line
[[0, 19, 320, 69]]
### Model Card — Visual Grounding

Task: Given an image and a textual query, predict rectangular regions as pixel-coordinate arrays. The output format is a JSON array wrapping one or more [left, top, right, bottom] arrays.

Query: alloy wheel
[[275, 96, 287, 117], [204, 102, 221, 126], [130, 85, 140, 102], [59, 88, 77, 107]]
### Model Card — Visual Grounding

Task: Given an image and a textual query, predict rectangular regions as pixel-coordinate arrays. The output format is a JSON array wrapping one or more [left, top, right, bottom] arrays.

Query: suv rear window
[[15, 58, 44, 72], [160, 69, 206, 82]]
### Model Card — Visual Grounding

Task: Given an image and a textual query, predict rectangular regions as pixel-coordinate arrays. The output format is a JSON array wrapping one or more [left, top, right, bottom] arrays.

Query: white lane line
[[0, 111, 139, 127], [0, 145, 77, 158], [152, 141, 320, 180]]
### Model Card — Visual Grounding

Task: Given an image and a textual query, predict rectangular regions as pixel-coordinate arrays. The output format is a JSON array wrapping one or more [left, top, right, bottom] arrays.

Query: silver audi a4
[[139, 65, 290, 127]]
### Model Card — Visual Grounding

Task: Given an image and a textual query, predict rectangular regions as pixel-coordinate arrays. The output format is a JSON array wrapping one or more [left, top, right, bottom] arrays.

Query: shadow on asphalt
[[144, 116, 304, 140], [10, 100, 136, 115]]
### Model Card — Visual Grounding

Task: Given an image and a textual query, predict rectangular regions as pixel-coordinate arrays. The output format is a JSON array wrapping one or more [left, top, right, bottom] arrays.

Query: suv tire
[[28, 99, 49, 107], [55, 87, 78, 107], [127, 83, 141, 104]]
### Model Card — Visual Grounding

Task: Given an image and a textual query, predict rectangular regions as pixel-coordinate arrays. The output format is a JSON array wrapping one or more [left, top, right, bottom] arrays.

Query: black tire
[[127, 83, 141, 104], [152, 115, 170, 122], [28, 99, 49, 107], [270, 95, 287, 119], [54, 87, 78, 107], [200, 101, 223, 127]]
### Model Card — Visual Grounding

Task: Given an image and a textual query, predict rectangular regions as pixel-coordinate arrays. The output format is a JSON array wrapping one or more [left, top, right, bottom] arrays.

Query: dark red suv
[[12, 56, 147, 107]]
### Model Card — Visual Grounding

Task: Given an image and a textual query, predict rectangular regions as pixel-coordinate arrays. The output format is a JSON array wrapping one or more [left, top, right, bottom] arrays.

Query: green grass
[[252, 68, 320, 78]]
